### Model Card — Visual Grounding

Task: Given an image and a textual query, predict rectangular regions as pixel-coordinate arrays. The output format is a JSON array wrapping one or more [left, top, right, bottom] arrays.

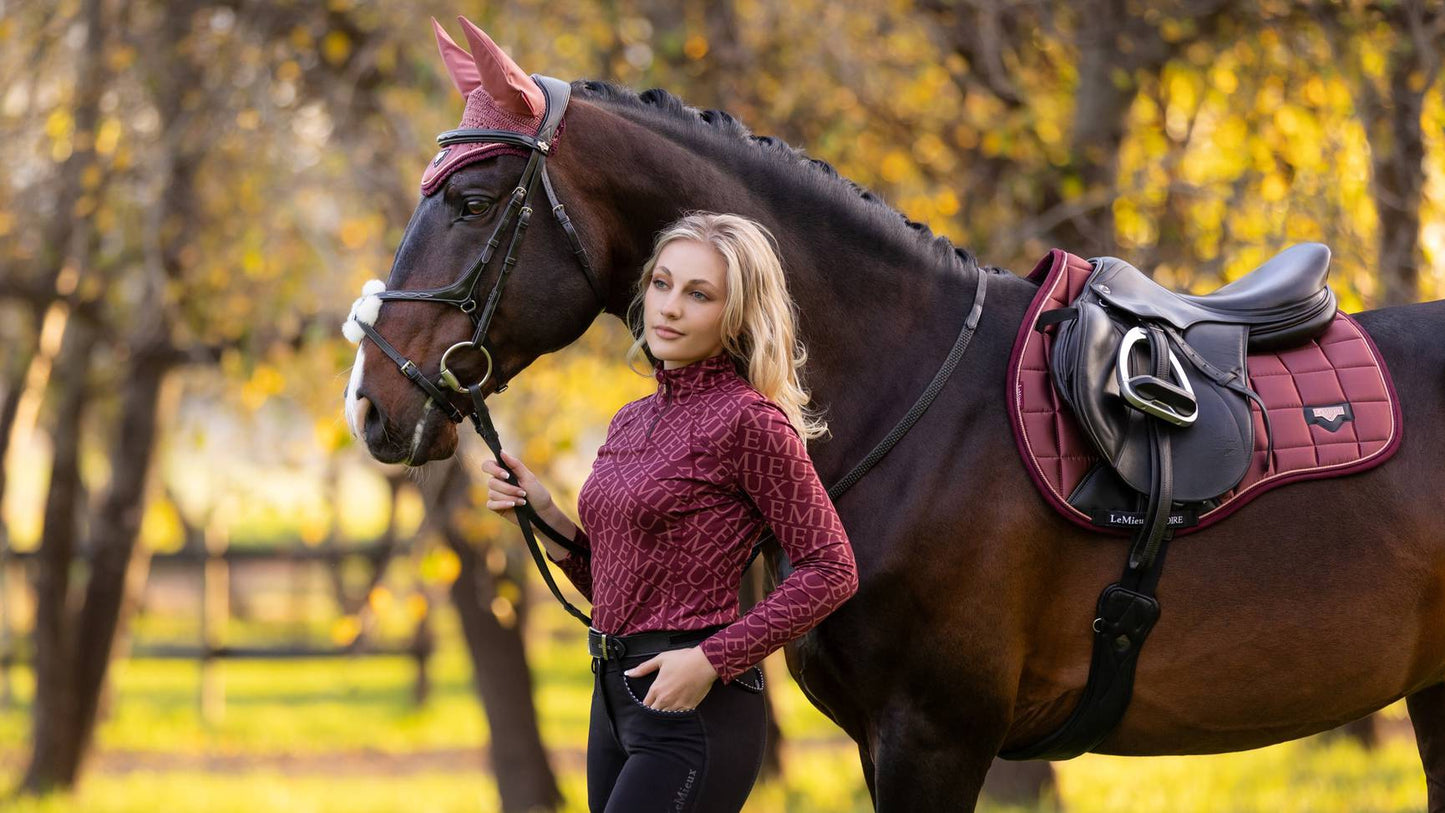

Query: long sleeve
[[698, 400, 859, 684], [545, 524, 593, 604]]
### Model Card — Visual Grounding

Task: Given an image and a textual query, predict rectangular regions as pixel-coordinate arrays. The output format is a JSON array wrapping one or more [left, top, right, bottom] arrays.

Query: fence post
[[411, 596, 433, 706], [200, 518, 229, 724]]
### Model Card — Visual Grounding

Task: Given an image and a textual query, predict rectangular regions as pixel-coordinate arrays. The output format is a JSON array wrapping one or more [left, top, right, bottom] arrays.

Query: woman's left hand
[[625, 647, 719, 712]]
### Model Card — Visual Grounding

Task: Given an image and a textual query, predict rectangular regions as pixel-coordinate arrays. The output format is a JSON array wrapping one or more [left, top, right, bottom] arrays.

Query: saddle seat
[[1090, 243, 1336, 352]]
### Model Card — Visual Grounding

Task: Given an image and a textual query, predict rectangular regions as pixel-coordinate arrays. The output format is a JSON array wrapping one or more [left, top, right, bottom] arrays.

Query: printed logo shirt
[[547, 351, 859, 684]]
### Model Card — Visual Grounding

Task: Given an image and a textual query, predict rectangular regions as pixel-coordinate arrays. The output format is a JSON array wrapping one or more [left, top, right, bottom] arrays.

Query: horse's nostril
[[363, 399, 379, 428]]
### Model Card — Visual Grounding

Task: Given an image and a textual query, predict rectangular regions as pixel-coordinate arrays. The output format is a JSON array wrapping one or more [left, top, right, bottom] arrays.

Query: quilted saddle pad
[[1007, 249, 1403, 536]]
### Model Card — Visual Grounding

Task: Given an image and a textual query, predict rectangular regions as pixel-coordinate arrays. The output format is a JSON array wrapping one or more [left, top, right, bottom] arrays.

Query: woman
[[483, 212, 859, 812]]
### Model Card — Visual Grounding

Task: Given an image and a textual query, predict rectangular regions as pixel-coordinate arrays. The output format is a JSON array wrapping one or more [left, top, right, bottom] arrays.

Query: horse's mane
[[574, 80, 990, 277]]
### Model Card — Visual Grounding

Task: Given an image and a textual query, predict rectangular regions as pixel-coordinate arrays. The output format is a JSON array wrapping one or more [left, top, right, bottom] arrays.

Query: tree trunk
[[15, 0, 108, 794], [65, 341, 175, 782], [20, 316, 95, 794], [1366, 14, 1432, 307], [420, 460, 563, 813], [1320, 1, 1440, 306], [1046, 0, 1133, 257], [982, 760, 1058, 807]]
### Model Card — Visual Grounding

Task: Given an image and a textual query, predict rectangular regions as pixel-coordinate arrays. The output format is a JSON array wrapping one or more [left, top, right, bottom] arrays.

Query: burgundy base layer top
[[547, 352, 859, 684]]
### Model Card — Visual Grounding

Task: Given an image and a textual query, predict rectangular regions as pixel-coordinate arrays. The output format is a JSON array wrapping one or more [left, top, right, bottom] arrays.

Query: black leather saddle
[[1044, 243, 1337, 548]]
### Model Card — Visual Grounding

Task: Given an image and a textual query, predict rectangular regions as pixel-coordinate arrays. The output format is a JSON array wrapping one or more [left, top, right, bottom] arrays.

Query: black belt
[[587, 623, 729, 661]]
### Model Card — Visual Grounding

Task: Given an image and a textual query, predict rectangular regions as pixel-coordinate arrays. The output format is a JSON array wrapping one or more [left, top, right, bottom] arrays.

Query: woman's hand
[[625, 647, 720, 711], [481, 449, 555, 526]]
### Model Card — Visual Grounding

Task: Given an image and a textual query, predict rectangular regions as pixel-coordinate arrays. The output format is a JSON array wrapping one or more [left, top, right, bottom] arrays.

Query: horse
[[342, 20, 1445, 811]]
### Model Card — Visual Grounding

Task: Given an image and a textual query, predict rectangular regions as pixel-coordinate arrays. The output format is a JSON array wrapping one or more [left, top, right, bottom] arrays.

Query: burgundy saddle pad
[[1007, 249, 1403, 536]]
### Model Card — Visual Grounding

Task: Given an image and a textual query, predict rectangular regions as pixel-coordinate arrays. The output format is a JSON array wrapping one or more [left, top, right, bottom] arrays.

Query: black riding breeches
[[587, 646, 767, 812]]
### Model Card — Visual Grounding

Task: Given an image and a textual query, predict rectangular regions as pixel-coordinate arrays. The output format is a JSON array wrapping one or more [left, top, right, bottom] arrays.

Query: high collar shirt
[[547, 351, 859, 684]]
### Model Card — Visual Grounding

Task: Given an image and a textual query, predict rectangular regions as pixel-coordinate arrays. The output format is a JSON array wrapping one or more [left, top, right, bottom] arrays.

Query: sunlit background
[[1, 0, 1441, 810]]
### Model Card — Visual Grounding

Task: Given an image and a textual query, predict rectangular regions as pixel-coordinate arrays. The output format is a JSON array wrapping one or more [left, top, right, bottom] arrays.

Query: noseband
[[352, 74, 603, 425]]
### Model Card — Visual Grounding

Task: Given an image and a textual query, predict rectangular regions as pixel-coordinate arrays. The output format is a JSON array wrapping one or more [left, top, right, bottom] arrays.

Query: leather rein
[[353, 74, 990, 629]]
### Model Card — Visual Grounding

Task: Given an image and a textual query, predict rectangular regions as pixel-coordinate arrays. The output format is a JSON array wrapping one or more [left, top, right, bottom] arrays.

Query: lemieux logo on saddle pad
[[1091, 509, 1199, 530], [1304, 402, 1354, 432]]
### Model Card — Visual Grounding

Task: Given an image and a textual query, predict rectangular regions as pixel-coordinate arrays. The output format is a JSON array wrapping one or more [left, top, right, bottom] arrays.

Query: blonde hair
[[624, 211, 830, 442]]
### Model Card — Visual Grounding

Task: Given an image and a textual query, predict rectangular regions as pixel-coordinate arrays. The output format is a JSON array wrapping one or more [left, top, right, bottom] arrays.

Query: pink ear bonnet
[[420, 17, 557, 196]]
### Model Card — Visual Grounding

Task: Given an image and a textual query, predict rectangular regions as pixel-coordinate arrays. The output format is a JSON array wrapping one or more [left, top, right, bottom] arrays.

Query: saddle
[[1000, 244, 1401, 762], [1044, 244, 1337, 561]]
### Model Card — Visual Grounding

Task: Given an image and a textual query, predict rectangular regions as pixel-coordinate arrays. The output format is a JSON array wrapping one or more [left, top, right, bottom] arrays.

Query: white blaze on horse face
[[346, 346, 369, 439], [341, 279, 388, 440]]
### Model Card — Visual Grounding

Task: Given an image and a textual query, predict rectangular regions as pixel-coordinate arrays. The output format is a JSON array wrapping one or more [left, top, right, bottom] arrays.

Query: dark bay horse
[[342, 29, 1445, 811]]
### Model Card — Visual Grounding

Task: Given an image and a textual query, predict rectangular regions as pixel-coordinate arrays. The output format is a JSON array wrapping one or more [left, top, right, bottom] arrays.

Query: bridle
[[353, 74, 603, 426], [350, 74, 605, 625], [349, 72, 993, 632]]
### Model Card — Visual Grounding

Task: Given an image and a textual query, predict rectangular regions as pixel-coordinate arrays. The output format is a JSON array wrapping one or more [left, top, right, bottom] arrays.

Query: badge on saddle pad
[[1304, 403, 1354, 432]]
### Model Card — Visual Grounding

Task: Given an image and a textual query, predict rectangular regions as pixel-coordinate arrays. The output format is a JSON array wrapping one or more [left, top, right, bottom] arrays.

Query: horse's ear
[[432, 17, 482, 96], [456, 15, 544, 118]]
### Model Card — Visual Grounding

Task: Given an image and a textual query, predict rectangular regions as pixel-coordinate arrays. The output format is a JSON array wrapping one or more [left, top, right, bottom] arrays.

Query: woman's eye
[[463, 199, 489, 216], [691, 291, 708, 301], [652, 278, 666, 289]]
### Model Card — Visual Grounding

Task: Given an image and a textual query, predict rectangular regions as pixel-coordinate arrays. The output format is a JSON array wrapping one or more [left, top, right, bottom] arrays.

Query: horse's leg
[[870, 697, 1004, 811], [1409, 682, 1445, 812]]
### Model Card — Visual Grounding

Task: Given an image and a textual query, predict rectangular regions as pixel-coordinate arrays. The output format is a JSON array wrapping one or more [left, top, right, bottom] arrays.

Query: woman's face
[[644, 239, 729, 369]]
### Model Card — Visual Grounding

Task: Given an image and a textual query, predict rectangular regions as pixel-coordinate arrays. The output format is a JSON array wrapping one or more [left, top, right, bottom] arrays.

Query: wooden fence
[[0, 527, 431, 722]]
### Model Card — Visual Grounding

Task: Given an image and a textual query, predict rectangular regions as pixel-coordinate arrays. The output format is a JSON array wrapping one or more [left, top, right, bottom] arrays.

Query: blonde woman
[[484, 212, 858, 812]]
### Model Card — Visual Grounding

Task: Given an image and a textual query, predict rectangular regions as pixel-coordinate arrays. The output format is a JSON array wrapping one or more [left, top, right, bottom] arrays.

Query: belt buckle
[[589, 627, 623, 661]]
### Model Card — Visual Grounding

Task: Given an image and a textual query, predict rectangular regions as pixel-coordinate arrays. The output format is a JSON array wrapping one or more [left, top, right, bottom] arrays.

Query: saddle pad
[[1008, 249, 1403, 536]]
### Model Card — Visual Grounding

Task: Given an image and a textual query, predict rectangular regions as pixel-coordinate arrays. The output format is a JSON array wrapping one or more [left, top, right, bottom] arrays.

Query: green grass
[[1055, 736, 1426, 813], [0, 739, 1424, 813], [0, 601, 1429, 811]]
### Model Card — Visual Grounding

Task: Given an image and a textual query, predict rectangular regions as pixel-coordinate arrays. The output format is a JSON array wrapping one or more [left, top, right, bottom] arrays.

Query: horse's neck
[[585, 102, 987, 467]]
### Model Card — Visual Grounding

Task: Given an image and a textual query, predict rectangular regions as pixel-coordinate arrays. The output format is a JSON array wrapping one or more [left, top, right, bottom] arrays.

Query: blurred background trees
[[0, 0, 1440, 810]]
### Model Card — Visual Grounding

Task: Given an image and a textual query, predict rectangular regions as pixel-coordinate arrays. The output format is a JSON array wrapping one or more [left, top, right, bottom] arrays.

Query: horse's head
[[343, 17, 611, 465]]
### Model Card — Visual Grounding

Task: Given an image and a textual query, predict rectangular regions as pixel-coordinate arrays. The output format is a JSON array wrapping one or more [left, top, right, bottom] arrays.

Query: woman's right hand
[[482, 449, 555, 526]]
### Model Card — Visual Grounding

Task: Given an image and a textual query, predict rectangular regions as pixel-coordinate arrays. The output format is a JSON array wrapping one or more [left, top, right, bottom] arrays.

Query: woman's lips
[[655, 326, 683, 338]]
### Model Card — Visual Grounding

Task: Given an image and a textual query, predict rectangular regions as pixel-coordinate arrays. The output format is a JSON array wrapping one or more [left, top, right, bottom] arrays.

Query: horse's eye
[[464, 198, 490, 217]]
